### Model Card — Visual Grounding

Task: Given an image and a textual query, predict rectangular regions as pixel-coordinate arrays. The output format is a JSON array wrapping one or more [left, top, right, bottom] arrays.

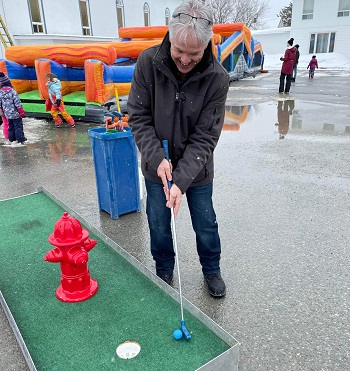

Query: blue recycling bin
[[88, 127, 141, 219]]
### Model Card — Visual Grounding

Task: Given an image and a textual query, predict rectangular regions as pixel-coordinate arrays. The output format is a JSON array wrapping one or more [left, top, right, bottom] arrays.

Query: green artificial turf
[[0, 192, 230, 371], [19, 90, 103, 116]]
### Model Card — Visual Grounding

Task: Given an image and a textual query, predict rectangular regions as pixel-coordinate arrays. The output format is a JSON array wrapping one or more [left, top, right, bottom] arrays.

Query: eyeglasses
[[173, 13, 212, 26]]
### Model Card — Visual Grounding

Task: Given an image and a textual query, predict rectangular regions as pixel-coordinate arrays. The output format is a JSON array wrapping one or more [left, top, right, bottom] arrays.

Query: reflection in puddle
[[223, 105, 251, 131], [224, 100, 350, 139], [48, 128, 77, 161], [276, 100, 294, 140]]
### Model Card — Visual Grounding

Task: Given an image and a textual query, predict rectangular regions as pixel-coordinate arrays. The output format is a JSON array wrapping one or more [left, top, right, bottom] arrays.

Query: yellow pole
[[114, 86, 121, 113]]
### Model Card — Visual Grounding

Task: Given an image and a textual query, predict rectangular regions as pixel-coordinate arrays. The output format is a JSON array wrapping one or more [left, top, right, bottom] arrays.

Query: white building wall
[[1, 0, 32, 34], [252, 28, 290, 55], [291, 0, 350, 57], [0, 0, 182, 57], [123, 0, 180, 28], [42, 0, 82, 35]]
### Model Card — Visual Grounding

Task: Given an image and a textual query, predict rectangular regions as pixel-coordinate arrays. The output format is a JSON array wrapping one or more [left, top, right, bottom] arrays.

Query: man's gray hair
[[169, 0, 213, 48]]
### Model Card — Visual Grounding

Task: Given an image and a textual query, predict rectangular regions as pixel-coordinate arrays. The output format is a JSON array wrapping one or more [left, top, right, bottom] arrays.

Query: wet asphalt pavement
[[1, 69, 349, 371]]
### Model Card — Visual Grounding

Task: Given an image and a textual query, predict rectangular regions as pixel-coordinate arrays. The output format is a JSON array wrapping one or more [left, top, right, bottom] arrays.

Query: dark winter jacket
[[0, 87, 24, 119], [127, 32, 229, 193], [280, 46, 296, 75], [294, 49, 300, 66]]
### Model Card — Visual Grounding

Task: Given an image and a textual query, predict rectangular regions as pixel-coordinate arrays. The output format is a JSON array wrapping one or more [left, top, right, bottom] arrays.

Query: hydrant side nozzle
[[71, 250, 89, 265], [44, 247, 64, 262], [83, 238, 97, 252]]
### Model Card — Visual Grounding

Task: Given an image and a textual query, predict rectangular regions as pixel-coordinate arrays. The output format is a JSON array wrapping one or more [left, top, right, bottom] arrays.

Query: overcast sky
[[265, 0, 292, 18]]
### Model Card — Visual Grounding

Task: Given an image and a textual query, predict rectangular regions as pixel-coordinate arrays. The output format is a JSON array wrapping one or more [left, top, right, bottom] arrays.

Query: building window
[[338, 0, 350, 16], [116, 0, 125, 28], [329, 32, 336, 52], [79, 0, 92, 36], [309, 34, 315, 53], [28, 0, 46, 33], [165, 8, 170, 25], [302, 0, 314, 20], [144, 3, 150, 26], [309, 32, 336, 54]]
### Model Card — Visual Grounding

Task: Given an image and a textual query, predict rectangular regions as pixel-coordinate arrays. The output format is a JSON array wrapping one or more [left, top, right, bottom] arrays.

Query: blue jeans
[[145, 179, 221, 275], [293, 64, 298, 80]]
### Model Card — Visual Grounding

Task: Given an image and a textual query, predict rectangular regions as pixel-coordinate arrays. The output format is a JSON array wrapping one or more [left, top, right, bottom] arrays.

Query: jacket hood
[[0, 86, 14, 97], [46, 78, 60, 87]]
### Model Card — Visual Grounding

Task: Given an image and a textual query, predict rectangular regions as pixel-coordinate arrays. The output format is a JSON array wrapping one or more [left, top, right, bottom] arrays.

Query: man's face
[[170, 36, 205, 77]]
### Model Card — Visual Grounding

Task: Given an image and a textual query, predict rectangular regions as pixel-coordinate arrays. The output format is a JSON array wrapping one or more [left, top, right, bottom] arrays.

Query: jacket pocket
[[208, 107, 217, 131]]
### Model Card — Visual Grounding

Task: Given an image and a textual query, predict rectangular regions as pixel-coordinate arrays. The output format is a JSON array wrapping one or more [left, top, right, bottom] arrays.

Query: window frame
[[302, 0, 314, 20], [165, 7, 170, 25], [338, 0, 350, 17], [28, 0, 46, 34], [79, 0, 93, 36], [309, 32, 336, 54], [116, 0, 125, 28], [143, 2, 150, 26]]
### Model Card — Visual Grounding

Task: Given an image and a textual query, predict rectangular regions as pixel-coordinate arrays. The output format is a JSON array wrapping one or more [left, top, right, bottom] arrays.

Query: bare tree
[[204, 0, 269, 29], [277, 2, 293, 27]]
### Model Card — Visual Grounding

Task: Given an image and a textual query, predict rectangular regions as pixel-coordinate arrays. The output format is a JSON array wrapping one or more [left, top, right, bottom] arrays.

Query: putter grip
[[162, 140, 172, 189]]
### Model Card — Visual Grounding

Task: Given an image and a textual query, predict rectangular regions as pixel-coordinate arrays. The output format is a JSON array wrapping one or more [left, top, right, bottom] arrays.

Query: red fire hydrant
[[44, 212, 98, 302]]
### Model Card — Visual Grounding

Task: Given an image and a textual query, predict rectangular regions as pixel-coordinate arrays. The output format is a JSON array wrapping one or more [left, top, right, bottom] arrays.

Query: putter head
[[180, 320, 191, 340]]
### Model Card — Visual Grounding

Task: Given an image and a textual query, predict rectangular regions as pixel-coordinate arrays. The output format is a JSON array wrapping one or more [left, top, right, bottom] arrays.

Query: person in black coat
[[291, 44, 300, 82], [128, 0, 229, 297]]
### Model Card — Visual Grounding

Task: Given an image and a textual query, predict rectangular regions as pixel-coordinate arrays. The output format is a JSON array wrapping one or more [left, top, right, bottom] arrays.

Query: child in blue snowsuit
[[0, 73, 26, 144], [45, 73, 75, 128]]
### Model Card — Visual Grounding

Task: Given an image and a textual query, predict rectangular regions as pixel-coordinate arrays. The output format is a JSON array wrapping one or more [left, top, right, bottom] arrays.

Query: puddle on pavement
[[11, 117, 98, 163], [4, 99, 350, 165], [224, 100, 350, 141]]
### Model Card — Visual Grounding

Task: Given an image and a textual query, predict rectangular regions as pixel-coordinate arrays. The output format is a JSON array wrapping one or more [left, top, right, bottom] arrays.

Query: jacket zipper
[[170, 91, 180, 161]]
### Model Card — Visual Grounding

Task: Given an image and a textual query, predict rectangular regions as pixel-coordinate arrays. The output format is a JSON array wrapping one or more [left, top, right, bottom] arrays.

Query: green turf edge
[[0, 192, 231, 371]]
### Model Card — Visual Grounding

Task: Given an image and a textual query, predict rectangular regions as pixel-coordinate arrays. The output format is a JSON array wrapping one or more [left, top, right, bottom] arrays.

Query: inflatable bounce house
[[0, 23, 262, 123]]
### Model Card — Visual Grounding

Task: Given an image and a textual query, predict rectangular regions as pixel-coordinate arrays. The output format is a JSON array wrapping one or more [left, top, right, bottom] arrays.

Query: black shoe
[[157, 272, 173, 285], [204, 273, 226, 297]]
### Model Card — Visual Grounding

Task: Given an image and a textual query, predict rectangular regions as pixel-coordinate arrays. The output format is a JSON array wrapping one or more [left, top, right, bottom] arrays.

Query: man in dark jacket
[[128, 0, 229, 297], [291, 44, 300, 82]]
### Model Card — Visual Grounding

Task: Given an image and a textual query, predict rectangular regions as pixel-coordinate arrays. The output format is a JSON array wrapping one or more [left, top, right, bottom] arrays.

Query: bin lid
[[88, 126, 132, 140]]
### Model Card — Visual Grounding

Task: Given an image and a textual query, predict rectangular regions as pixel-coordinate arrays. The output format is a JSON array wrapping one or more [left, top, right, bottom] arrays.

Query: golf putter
[[162, 140, 191, 340]]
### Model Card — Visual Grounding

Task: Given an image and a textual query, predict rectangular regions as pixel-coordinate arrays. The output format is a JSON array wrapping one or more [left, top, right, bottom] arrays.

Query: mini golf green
[[0, 190, 238, 370]]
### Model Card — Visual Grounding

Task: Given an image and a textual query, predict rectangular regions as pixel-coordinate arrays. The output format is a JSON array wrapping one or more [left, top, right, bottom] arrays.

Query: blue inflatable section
[[0, 59, 36, 80], [103, 63, 135, 84], [35, 59, 86, 81]]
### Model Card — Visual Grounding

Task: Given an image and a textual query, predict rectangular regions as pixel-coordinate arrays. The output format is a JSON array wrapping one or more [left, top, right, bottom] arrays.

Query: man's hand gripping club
[[159, 141, 182, 216]]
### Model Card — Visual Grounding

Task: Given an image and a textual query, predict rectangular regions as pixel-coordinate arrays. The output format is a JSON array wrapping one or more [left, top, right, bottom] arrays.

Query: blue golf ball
[[173, 329, 183, 340]]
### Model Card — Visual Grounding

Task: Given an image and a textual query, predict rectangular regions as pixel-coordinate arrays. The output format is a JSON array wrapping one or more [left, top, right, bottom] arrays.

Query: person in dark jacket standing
[[291, 44, 300, 82], [279, 38, 296, 93], [128, 0, 229, 297]]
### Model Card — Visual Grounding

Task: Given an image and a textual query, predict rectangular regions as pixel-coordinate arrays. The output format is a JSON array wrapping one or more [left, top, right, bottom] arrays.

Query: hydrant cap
[[48, 212, 89, 247]]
